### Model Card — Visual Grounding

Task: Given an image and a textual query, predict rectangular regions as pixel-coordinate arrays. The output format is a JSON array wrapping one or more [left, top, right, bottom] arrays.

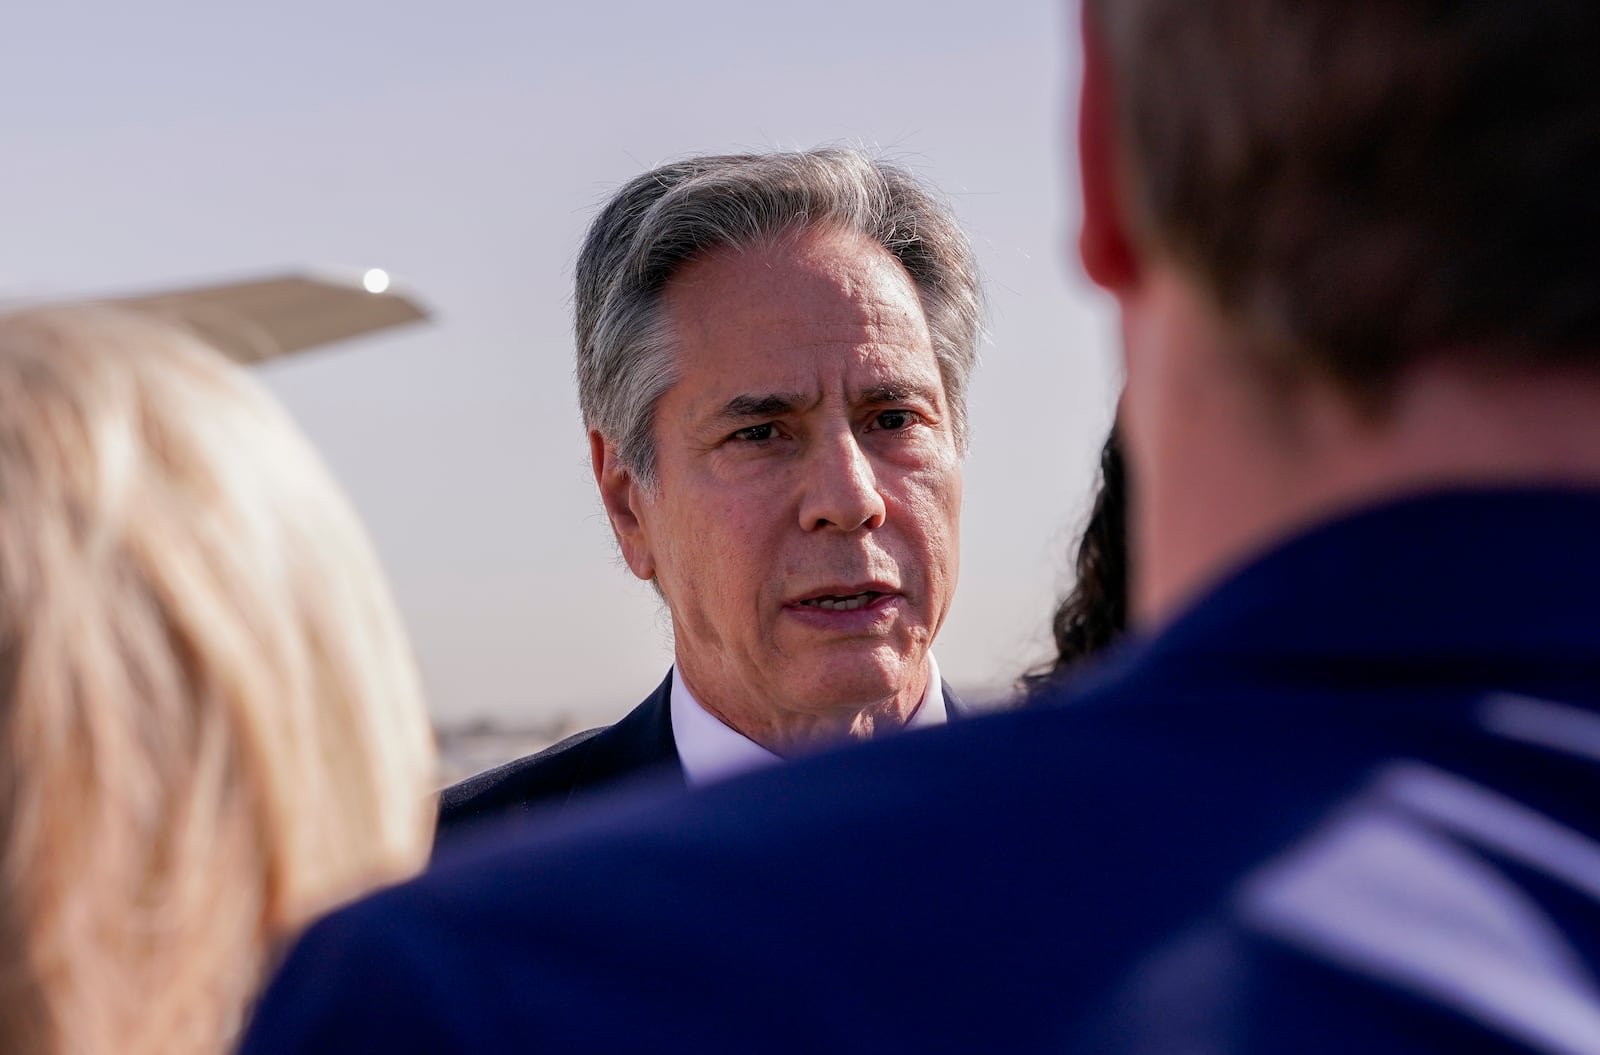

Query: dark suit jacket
[[436, 672, 681, 843], [244, 490, 1600, 1054], [436, 672, 967, 845]]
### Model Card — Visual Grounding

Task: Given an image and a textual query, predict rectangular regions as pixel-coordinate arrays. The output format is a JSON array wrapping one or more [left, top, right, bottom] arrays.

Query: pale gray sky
[[1, 0, 1119, 724]]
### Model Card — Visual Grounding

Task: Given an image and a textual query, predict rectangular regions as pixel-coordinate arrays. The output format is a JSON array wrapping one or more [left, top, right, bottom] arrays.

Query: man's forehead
[[714, 368, 942, 407], [663, 230, 928, 342], [678, 346, 945, 417], [659, 228, 941, 416]]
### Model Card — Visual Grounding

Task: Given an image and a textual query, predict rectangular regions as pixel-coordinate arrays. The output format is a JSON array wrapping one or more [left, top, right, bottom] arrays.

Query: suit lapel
[[565, 671, 684, 804], [942, 679, 970, 720]]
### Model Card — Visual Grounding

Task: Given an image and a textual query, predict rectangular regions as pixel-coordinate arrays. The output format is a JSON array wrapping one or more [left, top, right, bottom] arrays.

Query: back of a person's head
[[1088, 0, 1600, 391], [0, 308, 437, 1055]]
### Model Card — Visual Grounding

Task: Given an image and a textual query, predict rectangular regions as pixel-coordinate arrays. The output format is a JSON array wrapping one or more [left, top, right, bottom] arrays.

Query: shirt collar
[[908, 652, 947, 730], [670, 654, 946, 787]]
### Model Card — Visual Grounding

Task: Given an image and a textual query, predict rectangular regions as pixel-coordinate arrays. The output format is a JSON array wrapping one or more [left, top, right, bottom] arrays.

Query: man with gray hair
[[438, 149, 982, 834]]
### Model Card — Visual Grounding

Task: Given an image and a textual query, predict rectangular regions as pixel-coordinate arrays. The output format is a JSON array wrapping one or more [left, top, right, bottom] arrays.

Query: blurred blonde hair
[[0, 307, 437, 1055]]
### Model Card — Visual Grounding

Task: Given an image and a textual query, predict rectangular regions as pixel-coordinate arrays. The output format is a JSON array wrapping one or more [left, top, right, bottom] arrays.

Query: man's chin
[[787, 650, 928, 715]]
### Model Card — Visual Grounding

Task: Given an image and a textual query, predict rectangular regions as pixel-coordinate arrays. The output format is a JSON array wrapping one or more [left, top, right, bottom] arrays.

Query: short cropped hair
[[0, 308, 437, 1055], [574, 148, 983, 486], [1089, 0, 1600, 392]]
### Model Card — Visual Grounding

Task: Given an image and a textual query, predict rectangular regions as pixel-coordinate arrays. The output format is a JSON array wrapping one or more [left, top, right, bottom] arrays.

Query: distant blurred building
[[434, 716, 583, 787]]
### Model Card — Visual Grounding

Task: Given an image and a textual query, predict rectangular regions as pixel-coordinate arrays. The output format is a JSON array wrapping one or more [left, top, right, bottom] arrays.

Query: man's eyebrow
[[857, 382, 942, 407], [712, 393, 805, 423]]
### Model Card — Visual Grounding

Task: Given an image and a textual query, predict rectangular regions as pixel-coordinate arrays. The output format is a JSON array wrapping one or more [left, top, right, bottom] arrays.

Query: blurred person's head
[[0, 308, 437, 1055], [573, 149, 981, 754], [1021, 425, 1127, 696], [1079, 0, 1600, 623]]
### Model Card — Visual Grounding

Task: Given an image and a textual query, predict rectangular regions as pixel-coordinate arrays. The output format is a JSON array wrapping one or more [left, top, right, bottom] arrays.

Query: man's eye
[[731, 423, 776, 442], [874, 410, 916, 431]]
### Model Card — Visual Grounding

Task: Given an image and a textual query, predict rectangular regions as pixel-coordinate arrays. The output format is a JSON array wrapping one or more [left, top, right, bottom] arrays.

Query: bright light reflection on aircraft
[[2, 268, 428, 364]]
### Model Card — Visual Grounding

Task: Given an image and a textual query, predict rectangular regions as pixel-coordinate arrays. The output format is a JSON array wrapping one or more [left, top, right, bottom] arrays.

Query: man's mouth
[[796, 591, 884, 612]]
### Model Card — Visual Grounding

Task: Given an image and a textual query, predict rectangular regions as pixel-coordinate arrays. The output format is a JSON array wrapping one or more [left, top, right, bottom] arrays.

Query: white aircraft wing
[[104, 271, 429, 364]]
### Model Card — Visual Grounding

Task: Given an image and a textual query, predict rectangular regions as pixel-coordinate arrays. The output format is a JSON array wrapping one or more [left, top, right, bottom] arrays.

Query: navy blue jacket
[[241, 490, 1600, 1054]]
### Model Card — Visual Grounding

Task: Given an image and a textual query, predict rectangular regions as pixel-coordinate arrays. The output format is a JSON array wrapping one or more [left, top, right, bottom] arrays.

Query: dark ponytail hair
[[1020, 427, 1128, 696]]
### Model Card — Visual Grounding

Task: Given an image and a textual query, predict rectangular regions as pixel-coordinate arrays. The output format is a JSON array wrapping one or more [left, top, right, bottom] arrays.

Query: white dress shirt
[[670, 653, 948, 786]]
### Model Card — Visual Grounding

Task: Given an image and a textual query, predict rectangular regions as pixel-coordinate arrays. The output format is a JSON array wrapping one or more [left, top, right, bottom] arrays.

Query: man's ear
[[590, 430, 656, 582], [1078, 2, 1141, 292]]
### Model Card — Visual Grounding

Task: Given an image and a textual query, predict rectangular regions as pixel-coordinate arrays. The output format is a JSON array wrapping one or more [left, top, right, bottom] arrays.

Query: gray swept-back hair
[[574, 148, 983, 488]]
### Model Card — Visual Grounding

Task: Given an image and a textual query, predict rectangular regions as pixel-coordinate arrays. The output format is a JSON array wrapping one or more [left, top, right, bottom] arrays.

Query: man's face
[[611, 226, 962, 733]]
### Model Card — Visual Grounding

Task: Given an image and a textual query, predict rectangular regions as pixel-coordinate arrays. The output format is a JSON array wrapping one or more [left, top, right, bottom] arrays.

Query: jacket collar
[[569, 672, 683, 795], [1101, 487, 1600, 690]]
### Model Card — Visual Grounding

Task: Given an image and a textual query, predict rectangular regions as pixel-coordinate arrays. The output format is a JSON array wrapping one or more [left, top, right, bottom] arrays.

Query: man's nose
[[797, 430, 887, 532]]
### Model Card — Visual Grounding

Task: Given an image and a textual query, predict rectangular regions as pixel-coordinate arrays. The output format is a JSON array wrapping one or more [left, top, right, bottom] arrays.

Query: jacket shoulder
[[437, 725, 608, 831], [434, 673, 680, 841]]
